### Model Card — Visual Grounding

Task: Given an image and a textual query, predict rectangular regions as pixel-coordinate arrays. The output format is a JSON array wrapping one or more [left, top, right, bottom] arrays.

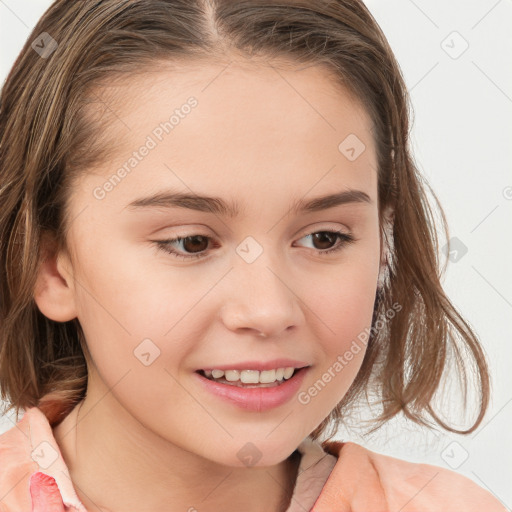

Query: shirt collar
[[22, 406, 87, 511]]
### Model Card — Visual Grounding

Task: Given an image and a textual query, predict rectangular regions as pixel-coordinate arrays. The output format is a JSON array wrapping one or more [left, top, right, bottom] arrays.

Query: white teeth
[[202, 366, 298, 384], [259, 369, 276, 383], [283, 367, 295, 379], [225, 370, 240, 381], [241, 370, 260, 384]]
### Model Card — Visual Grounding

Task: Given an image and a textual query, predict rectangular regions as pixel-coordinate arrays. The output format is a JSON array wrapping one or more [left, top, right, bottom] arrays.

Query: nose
[[219, 254, 303, 339]]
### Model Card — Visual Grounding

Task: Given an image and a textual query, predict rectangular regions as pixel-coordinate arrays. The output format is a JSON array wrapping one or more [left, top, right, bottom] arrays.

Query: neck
[[52, 390, 302, 512]]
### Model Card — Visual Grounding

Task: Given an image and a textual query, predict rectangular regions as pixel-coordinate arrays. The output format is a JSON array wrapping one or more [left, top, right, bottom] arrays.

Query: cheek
[[70, 235, 215, 410], [315, 273, 375, 364], [71, 229, 194, 337], [294, 244, 379, 412], [317, 266, 377, 348], [298, 237, 380, 344], [75, 287, 193, 419]]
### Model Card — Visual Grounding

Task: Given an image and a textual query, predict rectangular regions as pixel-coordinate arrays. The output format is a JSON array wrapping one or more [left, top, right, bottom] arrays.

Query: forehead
[[76, 58, 378, 216]]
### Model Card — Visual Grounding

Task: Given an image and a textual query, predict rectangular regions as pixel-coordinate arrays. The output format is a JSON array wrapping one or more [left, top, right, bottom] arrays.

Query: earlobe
[[33, 233, 78, 322]]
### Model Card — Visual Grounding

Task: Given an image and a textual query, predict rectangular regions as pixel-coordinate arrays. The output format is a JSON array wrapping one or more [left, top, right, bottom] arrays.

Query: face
[[44, 58, 382, 467]]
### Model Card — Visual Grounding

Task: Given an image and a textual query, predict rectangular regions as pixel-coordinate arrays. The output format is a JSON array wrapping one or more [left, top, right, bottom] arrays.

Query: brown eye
[[310, 232, 338, 250], [295, 230, 356, 255], [179, 235, 209, 254], [153, 235, 214, 260]]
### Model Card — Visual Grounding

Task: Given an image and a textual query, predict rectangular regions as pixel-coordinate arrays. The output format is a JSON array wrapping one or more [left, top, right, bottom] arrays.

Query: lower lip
[[194, 367, 309, 412]]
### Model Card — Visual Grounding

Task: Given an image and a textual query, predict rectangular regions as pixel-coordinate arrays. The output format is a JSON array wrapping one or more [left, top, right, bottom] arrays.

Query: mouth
[[194, 365, 311, 411], [195, 366, 305, 388]]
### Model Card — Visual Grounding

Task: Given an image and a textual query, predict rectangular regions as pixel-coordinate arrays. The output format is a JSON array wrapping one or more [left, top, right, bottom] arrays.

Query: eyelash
[[152, 229, 356, 260]]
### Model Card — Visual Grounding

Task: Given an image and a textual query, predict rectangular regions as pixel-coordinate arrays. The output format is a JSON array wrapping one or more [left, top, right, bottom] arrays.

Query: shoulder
[[0, 410, 38, 511], [319, 440, 506, 511]]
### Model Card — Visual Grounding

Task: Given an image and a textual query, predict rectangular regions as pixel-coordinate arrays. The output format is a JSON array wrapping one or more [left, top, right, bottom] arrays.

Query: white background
[[1, 0, 511, 508]]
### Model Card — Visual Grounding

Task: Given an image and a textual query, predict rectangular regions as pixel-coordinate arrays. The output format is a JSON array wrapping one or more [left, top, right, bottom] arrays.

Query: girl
[[0, 1, 505, 511]]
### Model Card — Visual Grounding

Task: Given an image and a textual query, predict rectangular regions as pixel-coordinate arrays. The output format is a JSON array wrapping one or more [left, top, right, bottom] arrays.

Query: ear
[[33, 231, 78, 322]]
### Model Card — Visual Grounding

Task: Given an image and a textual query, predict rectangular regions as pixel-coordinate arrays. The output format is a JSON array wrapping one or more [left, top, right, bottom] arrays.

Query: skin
[[35, 57, 383, 512]]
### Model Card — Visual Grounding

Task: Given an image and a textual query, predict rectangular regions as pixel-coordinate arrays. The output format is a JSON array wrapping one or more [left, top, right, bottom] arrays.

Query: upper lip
[[198, 359, 310, 372]]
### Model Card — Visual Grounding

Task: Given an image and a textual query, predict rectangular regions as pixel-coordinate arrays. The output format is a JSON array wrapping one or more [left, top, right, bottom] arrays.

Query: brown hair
[[0, 0, 490, 439]]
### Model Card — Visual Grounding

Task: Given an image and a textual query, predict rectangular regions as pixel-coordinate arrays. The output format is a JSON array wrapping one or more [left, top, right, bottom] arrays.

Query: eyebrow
[[125, 188, 372, 217]]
